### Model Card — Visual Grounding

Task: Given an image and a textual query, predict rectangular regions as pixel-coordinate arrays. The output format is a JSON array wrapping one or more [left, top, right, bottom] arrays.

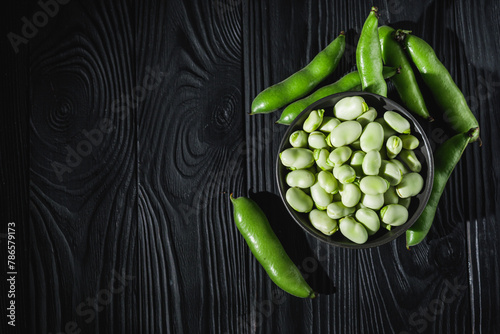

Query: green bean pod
[[357, 7, 386, 96], [277, 67, 399, 125], [378, 26, 432, 120], [230, 195, 316, 298], [406, 132, 471, 247], [251, 32, 345, 115], [396, 31, 479, 142]]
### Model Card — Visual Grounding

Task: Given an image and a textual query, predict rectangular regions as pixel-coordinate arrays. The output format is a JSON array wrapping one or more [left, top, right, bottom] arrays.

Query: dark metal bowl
[[276, 92, 434, 249]]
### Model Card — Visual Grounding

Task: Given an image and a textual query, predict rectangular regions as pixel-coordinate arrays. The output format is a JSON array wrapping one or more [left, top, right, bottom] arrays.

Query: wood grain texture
[[0, 1, 30, 333], [28, 0, 137, 333], [135, 0, 246, 333], [2, 0, 499, 333]]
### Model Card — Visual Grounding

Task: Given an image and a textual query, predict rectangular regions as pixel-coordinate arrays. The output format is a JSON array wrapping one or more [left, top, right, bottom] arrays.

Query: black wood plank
[[0, 1, 30, 333], [135, 0, 246, 333], [27, 0, 138, 333]]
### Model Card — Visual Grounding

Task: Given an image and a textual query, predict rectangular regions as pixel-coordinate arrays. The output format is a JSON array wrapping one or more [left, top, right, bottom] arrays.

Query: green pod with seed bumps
[[309, 209, 338, 235]]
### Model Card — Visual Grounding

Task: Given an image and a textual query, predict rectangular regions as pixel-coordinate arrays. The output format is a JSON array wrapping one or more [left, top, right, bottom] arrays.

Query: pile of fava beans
[[280, 96, 424, 244]]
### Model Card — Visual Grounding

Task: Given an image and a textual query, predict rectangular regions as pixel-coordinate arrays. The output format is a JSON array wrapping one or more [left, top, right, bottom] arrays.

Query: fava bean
[[334, 165, 357, 184], [308, 131, 329, 149], [311, 181, 333, 210], [330, 121, 362, 147], [360, 122, 384, 152], [375, 117, 397, 141], [313, 149, 334, 171], [386, 136, 403, 159], [380, 204, 408, 226], [340, 183, 361, 208], [396, 172, 424, 198], [328, 146, 352, 167], [289, 130, 308, 148], [350, 150, 366, 176], [355, 208, 380, 235], [383, 186, 399, 205], [362, 150, 382, 176], [356, 107, 378, 127], [286, 188, 314, 213], [334, 96, 368, 121], [384, 111, 411, 134], [339, 216, 368, 244], [309, 209, 338, 235], [319, 117, 341, 132], [399, 134, 420, 150], [379, 160, 403, 186], [286, 170, 316, 189], [399, 149, 422, 172], [303, 109, 325, 133], [327, 202, 356, 219], [361, 193, 385, 210], [280, 148, 315, 170], [359, 176, 390, 195], [318, 170, 339, 194], [390, 159, 409, 174]]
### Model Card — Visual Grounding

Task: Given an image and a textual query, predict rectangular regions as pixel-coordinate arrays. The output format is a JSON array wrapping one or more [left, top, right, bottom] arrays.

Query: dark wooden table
[[2, 0, 499, 333]]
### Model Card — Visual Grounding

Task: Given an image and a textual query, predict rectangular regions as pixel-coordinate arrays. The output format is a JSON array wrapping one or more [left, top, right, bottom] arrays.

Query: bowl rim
[[275, 91, 434, 249]]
